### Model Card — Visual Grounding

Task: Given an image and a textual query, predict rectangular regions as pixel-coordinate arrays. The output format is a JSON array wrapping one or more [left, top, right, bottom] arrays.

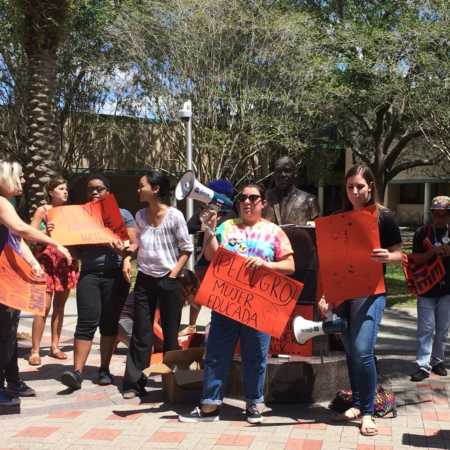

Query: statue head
[[273, 156, 296, 192]]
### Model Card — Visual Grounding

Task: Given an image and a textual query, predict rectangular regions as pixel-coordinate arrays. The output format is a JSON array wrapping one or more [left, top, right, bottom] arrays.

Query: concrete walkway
[[4, 302, 450, 450]]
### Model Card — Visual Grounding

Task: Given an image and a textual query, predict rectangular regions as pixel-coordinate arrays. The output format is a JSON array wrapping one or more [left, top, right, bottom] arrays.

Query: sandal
[[49, 349, 67, 360], [360, 415, 378, 436], [28, 353, 41, 366], [334, 407, 361, 422]]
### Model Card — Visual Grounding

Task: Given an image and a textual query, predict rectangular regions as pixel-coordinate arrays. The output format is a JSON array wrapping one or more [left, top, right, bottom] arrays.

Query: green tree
[[322, 0, 449, 197]]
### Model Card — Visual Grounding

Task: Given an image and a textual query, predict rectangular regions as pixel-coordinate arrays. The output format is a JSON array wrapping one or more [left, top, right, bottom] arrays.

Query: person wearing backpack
[[410, 196, 450, 382]]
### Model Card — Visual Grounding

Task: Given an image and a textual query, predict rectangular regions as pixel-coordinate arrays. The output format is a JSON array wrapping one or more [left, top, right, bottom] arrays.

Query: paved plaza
[[3, 303, 450, 450]]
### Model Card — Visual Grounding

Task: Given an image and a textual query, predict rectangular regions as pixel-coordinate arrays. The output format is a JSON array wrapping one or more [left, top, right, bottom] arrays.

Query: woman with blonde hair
[[0, 161, 71, 412], [29, 176, 79, 365]]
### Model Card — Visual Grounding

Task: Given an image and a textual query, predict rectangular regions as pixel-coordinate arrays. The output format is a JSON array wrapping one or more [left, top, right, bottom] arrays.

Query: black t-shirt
[[378, 208, 402, 250], [412, 224, 450, 296]]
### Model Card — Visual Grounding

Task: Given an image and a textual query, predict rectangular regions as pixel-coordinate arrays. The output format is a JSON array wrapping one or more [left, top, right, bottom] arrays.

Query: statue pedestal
[[228, 352, 349, 404]]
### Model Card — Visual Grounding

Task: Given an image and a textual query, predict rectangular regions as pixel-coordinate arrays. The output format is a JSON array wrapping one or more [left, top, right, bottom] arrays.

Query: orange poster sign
[[0, 244, 47, 316], [48, 205, 118, 246], [315, 206, 385, 306], [194, 247, 304, 338], [402, 239, 446, 295]]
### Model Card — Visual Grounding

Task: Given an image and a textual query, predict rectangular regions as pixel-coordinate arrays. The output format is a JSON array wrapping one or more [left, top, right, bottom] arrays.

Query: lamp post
[[177, 100, 194, 269]]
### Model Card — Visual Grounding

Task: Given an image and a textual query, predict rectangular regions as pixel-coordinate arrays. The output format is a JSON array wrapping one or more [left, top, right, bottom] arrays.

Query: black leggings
[[75, 269, 130, 341], [0, 305, 20, 386], [123, 271, 182, 389]]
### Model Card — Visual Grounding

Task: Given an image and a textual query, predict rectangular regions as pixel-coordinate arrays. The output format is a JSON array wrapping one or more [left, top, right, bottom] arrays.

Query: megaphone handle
[[195, 231, 214, 265]]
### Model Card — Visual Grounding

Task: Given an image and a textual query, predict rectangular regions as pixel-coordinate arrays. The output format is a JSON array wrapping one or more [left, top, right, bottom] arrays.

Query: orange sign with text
[[315, 206, 385, 306], [194, 247, 304, 338], [0, 244, 47, 316], [48, 204, 118, 246]]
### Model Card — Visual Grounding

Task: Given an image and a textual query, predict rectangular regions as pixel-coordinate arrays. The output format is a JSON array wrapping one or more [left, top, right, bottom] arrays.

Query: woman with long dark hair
[[121, 170, 193, 398], [0, 161, 71, 411], [179, 183, 294, 424], [60, 174, 137, 390], [319, 165, 402, 436], [29, 176, 79, 365]]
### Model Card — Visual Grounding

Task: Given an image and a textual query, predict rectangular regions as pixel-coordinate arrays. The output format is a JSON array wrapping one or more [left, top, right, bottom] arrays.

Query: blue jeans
[[337, 295, 385, 416], [416, 294, 450, 372], [201, 311, 271, 406]]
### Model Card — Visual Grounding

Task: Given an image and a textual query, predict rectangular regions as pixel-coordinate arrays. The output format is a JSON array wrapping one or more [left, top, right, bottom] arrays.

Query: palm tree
[[20, 0, 69, 215]]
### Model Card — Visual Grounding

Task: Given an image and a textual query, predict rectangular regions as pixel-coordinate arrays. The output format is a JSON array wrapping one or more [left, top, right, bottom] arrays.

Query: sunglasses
[[87, 186, 107, 194], [237, 194, 261, 203]]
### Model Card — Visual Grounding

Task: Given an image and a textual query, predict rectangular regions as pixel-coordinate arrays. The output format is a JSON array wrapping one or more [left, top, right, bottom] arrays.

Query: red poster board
[[402, 247, 446, 296], [315, 206, 385, 306], [97, 194, 129, 241], [0, 244, 47, 316], [194, 247, 303, 338]]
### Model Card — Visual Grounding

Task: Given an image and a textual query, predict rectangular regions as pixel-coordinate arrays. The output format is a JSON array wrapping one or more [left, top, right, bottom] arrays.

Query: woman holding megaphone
[[178, 183, 294, 424], [318, 165, 402, 437]]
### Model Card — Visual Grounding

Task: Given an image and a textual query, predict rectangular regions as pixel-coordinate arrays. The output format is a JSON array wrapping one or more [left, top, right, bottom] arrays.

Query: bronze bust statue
[[264, 156, 319, 225]]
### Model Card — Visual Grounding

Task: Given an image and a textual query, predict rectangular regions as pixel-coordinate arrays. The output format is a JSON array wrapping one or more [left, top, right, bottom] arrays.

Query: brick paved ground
[[3, 304, 450, 450]]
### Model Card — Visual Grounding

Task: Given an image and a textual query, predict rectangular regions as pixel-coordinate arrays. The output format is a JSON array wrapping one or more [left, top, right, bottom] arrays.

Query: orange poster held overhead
[[194, 247, 304, 338], [315, 205, 385, 306], [48, 204, 118, 246], [0, 244, 47, 316]]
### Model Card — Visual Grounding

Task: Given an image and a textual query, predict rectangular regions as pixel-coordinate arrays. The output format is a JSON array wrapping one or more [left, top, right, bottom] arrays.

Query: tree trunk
[[24, 50, 59, 215], [20, 0, 68, 216]]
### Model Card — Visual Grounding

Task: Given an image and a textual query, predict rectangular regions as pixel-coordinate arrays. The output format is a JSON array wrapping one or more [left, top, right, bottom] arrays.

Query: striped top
[[136, 207, 193, 277]]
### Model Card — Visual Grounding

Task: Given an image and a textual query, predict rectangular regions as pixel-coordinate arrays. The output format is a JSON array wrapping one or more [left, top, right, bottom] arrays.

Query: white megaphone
[[175, 171, 234, 209], [292, 315, 347, 345]]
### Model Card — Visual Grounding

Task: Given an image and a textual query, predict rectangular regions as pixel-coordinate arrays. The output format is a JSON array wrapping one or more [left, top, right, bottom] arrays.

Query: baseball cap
[[430, 195, 450, 210], [207, 179, 234, 199]]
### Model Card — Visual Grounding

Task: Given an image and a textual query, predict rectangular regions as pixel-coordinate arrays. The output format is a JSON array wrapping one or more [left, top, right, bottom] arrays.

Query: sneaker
[[432, 363, 448, 376], [0, 389, 20, 415], [97, 368, 114, 386], [122, 377, 148, 399], [61, 370, 83, 390], [410, 368, 429, 382], [245, 404, 263, 424], [178, 406, 220, 423], [6, 381, 36, 397]]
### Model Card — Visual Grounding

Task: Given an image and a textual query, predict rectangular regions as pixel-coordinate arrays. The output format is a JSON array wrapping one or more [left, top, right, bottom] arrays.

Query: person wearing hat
[[179, 179, 237, 336], [411, 195, 450, 382]]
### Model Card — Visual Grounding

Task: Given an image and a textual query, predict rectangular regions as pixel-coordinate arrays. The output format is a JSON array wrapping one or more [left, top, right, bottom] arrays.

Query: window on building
[[399, 183, 424, 204]]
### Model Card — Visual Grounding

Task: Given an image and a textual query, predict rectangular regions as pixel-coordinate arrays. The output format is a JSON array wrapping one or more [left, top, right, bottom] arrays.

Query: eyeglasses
[[237, 194, 261, 203], [87, 186, 107, 194]]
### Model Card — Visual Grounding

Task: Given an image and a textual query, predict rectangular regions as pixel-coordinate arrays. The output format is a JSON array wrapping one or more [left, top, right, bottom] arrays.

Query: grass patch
[[385, 264, 416, 308]]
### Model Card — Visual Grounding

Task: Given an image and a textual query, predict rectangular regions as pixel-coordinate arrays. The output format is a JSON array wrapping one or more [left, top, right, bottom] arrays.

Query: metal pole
[[185, 101, 194, 270]]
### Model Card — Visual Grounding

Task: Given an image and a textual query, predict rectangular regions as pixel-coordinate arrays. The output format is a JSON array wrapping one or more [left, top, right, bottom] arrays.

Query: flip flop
[[28, 353, 41, 366], [360, 416, 378, 436], [334, 407, 361, 422], [49, 350, 68, 360]]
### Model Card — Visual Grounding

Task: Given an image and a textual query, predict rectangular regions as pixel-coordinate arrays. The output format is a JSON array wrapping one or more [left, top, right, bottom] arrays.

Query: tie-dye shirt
[[215, 218, 293, 262]]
